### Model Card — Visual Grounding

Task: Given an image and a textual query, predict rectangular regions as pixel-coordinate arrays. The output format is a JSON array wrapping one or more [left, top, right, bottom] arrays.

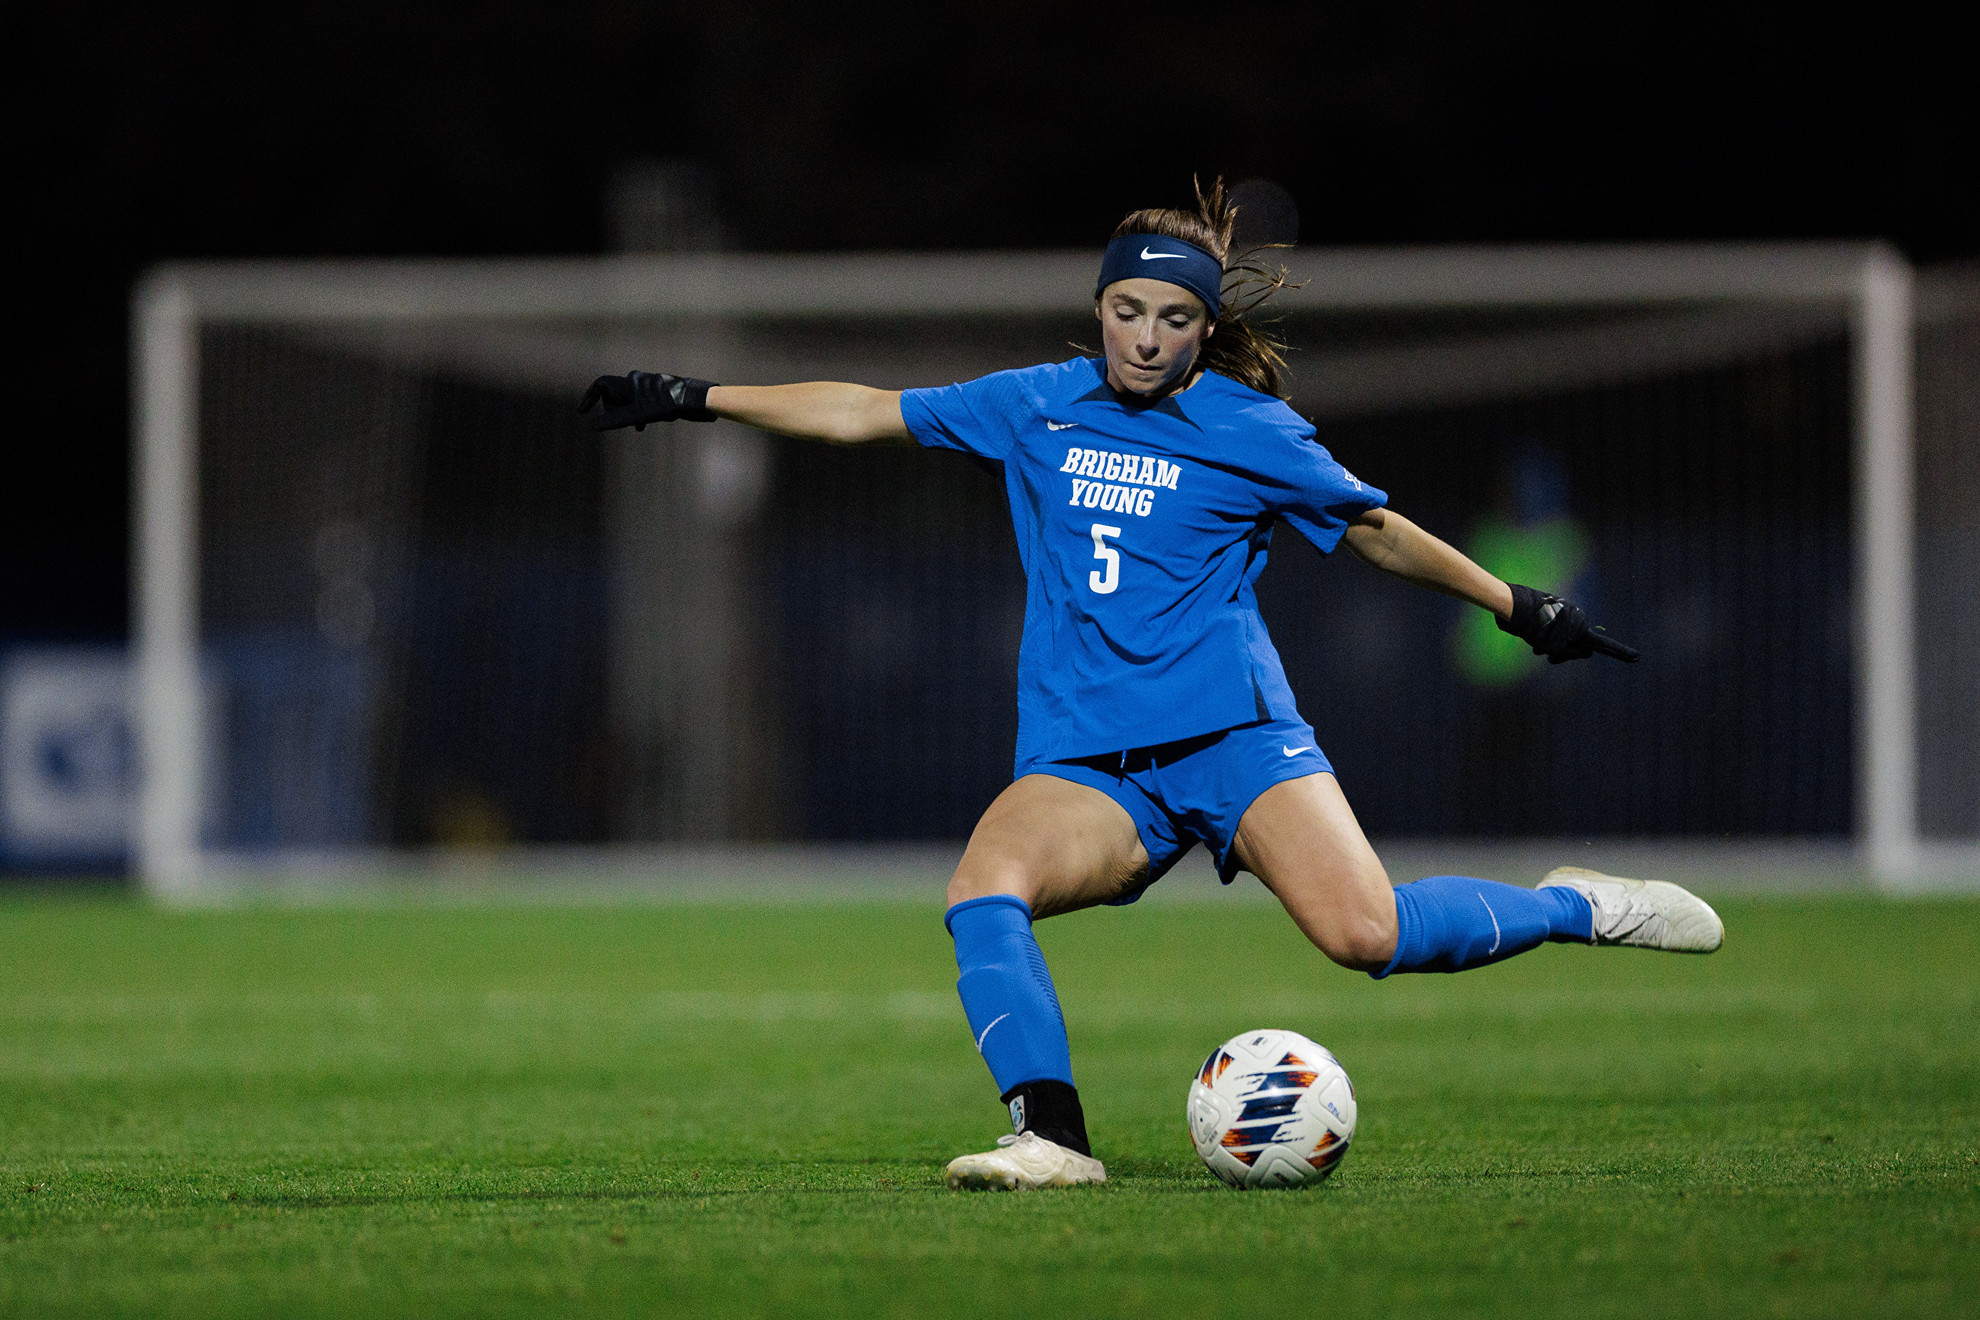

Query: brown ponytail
[[1109, 177, 1299, 400]]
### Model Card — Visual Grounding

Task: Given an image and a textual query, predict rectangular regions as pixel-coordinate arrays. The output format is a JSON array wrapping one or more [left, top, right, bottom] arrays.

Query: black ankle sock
[[1000, 1079, 1091, 1157]]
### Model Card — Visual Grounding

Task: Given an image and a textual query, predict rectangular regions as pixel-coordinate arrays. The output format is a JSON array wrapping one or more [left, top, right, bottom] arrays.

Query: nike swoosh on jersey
[[1141, 248, 1187, 260], [1046, 420, 1079, 431], [1282, 745, 1306, 757]]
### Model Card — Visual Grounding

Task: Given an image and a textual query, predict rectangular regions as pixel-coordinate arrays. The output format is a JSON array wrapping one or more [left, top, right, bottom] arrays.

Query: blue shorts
[[1017, 718, 1334, 904]]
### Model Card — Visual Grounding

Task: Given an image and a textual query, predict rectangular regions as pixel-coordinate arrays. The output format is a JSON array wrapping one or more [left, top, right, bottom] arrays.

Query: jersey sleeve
[[899, 369, 1029, 461], [1272, 431, 1388, 555]]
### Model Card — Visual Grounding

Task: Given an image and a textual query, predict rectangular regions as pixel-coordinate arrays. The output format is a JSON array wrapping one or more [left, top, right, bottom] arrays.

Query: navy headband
[[1095, 234, 1224, 316]]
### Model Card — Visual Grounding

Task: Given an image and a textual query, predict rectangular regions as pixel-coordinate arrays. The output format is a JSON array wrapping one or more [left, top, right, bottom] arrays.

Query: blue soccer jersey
[[900, 357, 1387, 769]]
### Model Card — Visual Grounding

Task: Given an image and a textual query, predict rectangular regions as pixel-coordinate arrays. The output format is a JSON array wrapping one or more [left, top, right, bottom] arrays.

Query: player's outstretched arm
[[1341, 508, 1638, 663], [708, 383, 911, 446], [578, 371, 910, 446], [1342, 508, 1511, 613]]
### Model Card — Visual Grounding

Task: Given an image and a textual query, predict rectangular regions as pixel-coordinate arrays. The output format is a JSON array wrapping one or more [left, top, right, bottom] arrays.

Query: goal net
[[132, 247, 1979, 896]]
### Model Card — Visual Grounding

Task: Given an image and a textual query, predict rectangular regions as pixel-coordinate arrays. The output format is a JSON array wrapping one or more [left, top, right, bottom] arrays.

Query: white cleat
[[944, 1132, 1107, 1191], [1538, 866, 1725, 953]]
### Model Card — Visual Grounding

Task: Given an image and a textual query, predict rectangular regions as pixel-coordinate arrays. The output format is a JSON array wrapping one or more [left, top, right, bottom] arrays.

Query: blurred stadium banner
[[128, 248, 1980, 899], [1, 647, 133, 869]]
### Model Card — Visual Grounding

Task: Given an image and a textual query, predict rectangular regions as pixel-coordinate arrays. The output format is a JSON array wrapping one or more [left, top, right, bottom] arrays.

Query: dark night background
[[6, 3, 1975, 648]]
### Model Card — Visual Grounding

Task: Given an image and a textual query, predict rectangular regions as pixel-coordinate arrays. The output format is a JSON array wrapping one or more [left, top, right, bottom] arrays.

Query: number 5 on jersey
[[1088, 523, 1123, 595]]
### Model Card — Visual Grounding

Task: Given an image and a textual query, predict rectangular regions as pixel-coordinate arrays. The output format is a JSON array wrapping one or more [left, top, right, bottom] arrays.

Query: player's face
[[1096, 279, 1216, 397]]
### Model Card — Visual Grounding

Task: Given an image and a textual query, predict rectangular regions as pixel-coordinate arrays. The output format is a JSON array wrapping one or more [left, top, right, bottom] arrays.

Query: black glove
[[577, 371, 718, 431], [1497, 583, 1640, 664]]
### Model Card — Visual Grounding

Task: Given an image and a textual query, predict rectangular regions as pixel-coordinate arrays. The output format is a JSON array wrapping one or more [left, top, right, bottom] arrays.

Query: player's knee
[[1312, 903, 1399, 971], [945, 862, 1036, 911]]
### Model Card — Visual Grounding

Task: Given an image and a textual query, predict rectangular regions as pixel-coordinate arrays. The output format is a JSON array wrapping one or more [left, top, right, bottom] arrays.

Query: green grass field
[[1, 891, 1975, 1318]]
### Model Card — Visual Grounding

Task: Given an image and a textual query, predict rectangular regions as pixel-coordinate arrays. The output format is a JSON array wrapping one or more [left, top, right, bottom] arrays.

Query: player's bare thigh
[[1231, 772, 1398, 972], [946, 774, 1151, 918]]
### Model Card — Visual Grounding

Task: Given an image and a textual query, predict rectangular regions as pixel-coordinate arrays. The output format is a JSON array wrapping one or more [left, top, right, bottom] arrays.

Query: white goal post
[[133, 243, 1944, 896]]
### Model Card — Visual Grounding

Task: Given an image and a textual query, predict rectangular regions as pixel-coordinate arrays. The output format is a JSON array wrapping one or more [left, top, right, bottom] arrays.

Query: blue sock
[[946, 895, 1074, 1092], [1373, 875, 1594, 978]]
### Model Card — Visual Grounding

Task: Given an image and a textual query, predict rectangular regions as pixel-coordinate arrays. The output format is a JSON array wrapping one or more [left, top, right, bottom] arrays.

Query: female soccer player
[[580, 182, 1723, 1191]]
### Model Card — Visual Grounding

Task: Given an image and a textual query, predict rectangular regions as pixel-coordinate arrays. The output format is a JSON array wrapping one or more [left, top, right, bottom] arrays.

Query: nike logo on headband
[[1141, 248, 1187, 260]]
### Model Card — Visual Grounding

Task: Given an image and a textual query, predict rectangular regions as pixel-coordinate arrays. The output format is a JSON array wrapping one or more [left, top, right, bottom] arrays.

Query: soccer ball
[[1187, 1028, 1356, 1189]]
